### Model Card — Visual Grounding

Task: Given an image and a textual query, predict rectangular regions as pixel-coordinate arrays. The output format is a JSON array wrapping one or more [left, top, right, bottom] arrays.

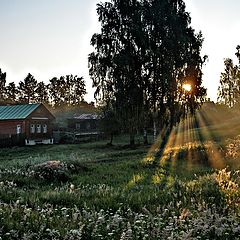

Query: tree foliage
[[5, 82, 19, 103], [18, 73, 38, 103], [89, 0, 206, 144], [35, 81, 49, 105], [49, 75, 86, 107], [236, 45, 240, 63], [99, 101, 120, 145], [218, 46, 240, 108], [0, 69, 6, 102], [0, 71, 86, 107]]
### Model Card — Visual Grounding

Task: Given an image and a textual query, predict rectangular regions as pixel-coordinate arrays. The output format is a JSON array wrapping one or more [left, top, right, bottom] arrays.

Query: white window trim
[[43, 124, 47, 133], [30, 124, 35, 134], [36, 124, 41, 133], [32, 117, 48, 120], [16, 125, 21, 134]]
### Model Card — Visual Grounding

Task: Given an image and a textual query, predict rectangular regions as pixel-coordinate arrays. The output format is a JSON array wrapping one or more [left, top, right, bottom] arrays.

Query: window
[[16, 125, 21, 134], [30, 124, 35, 133], [43, 124, 47, 133], [76, 123, 81, 129], [37, 124, 41, 133]]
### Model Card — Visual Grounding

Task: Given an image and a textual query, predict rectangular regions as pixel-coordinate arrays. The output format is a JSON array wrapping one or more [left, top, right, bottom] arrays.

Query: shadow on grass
[[127, 113, 228, 190]]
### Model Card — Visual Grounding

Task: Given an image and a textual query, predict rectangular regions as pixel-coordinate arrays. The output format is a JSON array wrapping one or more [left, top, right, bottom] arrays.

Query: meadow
[[0, 113, 240, 239]]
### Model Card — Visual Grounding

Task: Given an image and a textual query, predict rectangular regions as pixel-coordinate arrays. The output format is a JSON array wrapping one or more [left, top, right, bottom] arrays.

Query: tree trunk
[[109, 132, 113, 145], [130, 133, 135, 146], [152, 108, 157, 141], [153, 119, 157, 141], [143, 129, 148, 144]]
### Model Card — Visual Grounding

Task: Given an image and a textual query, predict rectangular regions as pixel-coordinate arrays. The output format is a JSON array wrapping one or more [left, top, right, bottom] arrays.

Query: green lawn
[[0, 124, 240, 239]]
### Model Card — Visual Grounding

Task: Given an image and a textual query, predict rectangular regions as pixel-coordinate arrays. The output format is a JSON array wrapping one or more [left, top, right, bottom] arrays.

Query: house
[[68, 113, 99, 132], [0, 103, 55, 146], [67, 113, 101, 140]]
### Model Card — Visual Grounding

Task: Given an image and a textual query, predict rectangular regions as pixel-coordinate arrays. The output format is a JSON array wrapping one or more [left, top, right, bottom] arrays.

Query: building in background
[[67, 113, 101, 141], [0, 103, 55, 146]]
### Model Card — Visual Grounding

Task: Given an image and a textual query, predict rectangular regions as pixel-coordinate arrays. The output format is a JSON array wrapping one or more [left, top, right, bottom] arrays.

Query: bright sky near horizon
[[0, 0, 239, 102]]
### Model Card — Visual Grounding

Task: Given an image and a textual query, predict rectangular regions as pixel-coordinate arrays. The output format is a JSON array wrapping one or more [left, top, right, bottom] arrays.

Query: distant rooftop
[[0, 103, 40, 120], [73, 113, 98, 120]]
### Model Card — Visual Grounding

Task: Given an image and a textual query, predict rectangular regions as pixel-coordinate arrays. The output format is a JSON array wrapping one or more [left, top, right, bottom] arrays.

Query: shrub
[[226, 135, 240, 159], [32, 161, 69, 182]]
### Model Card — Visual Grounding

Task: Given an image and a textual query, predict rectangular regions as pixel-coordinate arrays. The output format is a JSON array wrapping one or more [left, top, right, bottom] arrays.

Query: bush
[[226, 135, 240, 159], [33, 161, 69, 182]]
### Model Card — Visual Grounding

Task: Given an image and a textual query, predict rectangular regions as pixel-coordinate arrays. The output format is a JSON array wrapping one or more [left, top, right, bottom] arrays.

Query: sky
[[0, 0, 239, 102], [185, 0, 240, 101]]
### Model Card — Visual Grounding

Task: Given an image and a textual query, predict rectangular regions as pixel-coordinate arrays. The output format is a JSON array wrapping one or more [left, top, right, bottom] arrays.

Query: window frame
[[16, 124, 21, 134], [43, 124, 47, 133], [30, 124, 35, 134], [36, 124, 41, 133]]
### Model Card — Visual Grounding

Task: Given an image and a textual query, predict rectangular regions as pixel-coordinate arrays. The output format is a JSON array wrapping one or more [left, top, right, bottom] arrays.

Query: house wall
[[25, 105, 54, 140], [25, 120, 53, 140], [0, 105, 54, 139], [0, 120, 26, 136], [68, 119, 98, 132], [0, 104, 55, 146]]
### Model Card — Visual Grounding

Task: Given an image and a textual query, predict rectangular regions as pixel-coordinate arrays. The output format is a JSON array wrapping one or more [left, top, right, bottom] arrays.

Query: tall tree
[[5, 82, 19, 103], [49, 77, 65, 107], [236, 45, 240, 64], [218, 57, 239, 108], [49, 75, 86, 107], [0, 69, 7, 102], [99, 101, 120, 145], [18, 73, 38, 103], [89, 0, 206, 145], [65, 75, 86, 105], [35, 81, 49, 104], [89, 0, 144, 145], [71, 75, 86, 105]]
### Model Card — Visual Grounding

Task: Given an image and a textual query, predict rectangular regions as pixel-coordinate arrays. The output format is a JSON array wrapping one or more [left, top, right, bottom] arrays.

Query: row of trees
[[218, 45, 240, 108], [89, 0, 207, 145], [0, 71, 86, 108]]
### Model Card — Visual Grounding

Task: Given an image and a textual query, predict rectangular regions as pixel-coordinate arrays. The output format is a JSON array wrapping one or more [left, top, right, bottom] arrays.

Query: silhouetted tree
[[5, 82, 19, 103], [236, 45, 240, 63], [64, 75, 86, 105], [18, 73, 38, 103], [35, 81, 49, 104], [89, 0, 206, 145], [99, 101, 120, 145], [141, 1, 206, 138], [49, 75, 86, 107], [218, 57, 240, 108], [49, 77, 64, 107], [71, 75, 86, 105], [89, 0, 153, 145], [0, 69, 6, 102]]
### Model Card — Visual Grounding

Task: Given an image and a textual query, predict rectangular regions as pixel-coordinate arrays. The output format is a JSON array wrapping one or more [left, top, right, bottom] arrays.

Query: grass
[[0, 115, 240, 239], [0, 139, 212, 185], [0, 135, 211, 210]]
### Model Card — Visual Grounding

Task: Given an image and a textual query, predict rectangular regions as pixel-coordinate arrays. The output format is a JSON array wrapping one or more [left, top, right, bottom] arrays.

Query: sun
[[183, 83, 192, 92]]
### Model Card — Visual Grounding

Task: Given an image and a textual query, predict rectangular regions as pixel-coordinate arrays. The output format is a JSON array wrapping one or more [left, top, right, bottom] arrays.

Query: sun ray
[[142, 126, 167, 165], [195, 111, 225, 169], [133, 104, 229, 189], [187, 116, 194, 170]]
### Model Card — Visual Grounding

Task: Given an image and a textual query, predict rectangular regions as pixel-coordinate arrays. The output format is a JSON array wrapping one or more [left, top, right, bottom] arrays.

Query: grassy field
[[0, 117, 240, 239]]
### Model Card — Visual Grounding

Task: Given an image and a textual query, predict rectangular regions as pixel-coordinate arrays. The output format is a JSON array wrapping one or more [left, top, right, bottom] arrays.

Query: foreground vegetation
[[0, 124, 240, 239]]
